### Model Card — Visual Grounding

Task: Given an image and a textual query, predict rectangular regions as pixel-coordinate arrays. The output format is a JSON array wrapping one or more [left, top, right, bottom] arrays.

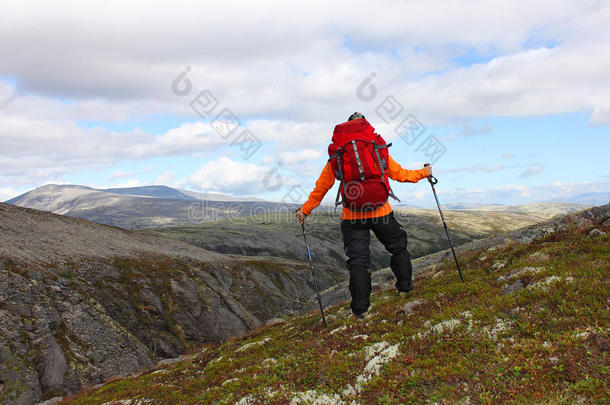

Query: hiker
[[295, 112, 432, 319]]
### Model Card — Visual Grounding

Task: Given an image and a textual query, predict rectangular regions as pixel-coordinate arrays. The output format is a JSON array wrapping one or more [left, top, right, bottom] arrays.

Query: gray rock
[[574, 215, 592, 228], [402, 299, 424, 314], [491, 261, 506, 272], [501, 280, 524, 295], [157, 357, 182, 367], [507, 267, 543, 279], [265, 318, 284, 326], [36, 335, 68, 393], [36, 397, 63, 405], [589, 228, 606, 237], [529, 251, 550, 262]]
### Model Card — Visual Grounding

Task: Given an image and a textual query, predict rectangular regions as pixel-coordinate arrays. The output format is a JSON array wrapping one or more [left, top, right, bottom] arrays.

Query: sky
[[1, 0, 609, 207]]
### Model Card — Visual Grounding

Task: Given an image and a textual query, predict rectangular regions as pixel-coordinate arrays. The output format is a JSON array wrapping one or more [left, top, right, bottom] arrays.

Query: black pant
[[341, 212, 413, 315]]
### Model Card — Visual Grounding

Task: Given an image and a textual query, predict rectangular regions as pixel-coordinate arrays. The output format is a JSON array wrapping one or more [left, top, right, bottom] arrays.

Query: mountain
[[6, 184, 291, 229], [0, 202, 346, 404], [101, 185, 195, 200], [60, 205, 610, 404], [552, 192, 610, 206], [442, 201, 590, 215], [176, 189, 266, 202], [142, 206, 587, 271]]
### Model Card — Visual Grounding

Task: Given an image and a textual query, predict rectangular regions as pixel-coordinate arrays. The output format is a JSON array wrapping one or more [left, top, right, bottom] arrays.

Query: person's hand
[[424, 164, 433, 177], [295, 208, 306, 224]]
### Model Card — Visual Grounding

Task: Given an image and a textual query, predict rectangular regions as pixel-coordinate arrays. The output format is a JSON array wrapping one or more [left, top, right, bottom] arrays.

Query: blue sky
[[0, 0, 609, 206]]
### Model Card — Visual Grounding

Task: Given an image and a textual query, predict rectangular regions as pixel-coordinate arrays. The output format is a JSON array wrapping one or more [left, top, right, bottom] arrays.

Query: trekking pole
[[424, 164, 464, 282], [300, 222, 328, 327]]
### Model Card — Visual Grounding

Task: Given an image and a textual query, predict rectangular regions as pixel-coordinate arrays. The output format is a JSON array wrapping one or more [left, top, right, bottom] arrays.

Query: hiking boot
[[397, 285, 413, 297], [352, 311, 367, 320]]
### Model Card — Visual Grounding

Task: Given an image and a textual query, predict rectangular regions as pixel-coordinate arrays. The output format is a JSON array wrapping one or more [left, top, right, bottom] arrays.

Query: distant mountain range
[[442, 202, 591, 217], [550, 192, 610, 206], [443, 192, 609, 209], [6, 184, 290, 229], [6, 184, 603, 230]]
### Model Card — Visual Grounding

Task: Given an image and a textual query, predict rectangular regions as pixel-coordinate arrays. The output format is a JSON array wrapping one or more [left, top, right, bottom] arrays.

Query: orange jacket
[[301, 155, 429, 220]]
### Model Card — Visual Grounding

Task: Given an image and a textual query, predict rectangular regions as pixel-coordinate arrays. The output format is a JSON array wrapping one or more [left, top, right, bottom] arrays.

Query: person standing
[[295, 112, 432, 318]]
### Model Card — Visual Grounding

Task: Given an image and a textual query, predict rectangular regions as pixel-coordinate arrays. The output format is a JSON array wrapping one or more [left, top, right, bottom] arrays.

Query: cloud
[[428, 181, 610, 205], [262, 149, 324, 166], [461, 123, 493, 136], [503, 152, 514, 159], [0, 113, 228, 184], [1, 1, 609, 192], [107, 170, 134, 181], [522, 164, 545, 177], [154, 171, 176, 185], [1, 1, 608, 124], [186, 157, 278, 195], [0, 187, 23, 202], [0, 81, 15, 105], [0, 94, 333, 186], [589, 102, 610, 126], [111, 179, 142, 188]]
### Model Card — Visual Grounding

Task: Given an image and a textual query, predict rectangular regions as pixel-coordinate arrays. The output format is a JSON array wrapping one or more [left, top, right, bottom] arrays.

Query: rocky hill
[[6, 185, 290, 229], [59, 205, 609, 404], [0, 203, 346, 404]]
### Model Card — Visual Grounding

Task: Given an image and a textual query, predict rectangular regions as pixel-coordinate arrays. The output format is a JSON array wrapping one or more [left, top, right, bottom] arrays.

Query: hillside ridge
[[59, 205, 609, 404], [0, 203, 346, 404]]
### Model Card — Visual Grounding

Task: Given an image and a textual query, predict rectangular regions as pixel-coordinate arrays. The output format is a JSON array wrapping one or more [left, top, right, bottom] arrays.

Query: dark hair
[[348, 112, 365, 121]]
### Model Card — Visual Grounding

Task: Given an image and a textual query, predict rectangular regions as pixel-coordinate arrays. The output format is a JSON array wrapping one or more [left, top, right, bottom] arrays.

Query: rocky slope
[[0, 203, 346, 404], [61, 205, 609, 404]]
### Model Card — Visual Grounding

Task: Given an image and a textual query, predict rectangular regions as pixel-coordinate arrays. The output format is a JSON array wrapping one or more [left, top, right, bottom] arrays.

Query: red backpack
[[328, 118, 400, 211]]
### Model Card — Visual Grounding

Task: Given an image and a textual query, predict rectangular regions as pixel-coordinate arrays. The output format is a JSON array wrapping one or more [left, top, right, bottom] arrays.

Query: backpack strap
[[373, 143, 401, 203], [329, 148, 346, 212], [351, 140, 365, 181]]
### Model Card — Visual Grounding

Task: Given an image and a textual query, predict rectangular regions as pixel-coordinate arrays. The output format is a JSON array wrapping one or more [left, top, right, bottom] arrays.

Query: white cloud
[[262, 149, 324, 166], [154, 171, 176, 185], [589, 102, 610, 126], [503, 152, 514, 159], [186, 157, 277, 195], [430, 181, 610, 205], [1, 1, 608, 124], [1, 0, 609, 192], [0, 187, 23, 202], [522, 164, 545, 177], [107, 170, 134, 181], [112, 179, 143, 188], [0, 113, 228, 183], [0, 81, 15, 104], [460, 123, 493, 137]]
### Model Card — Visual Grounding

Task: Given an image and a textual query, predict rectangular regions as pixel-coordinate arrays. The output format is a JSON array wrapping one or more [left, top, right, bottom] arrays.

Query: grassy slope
[[63, 218, 609, 404]]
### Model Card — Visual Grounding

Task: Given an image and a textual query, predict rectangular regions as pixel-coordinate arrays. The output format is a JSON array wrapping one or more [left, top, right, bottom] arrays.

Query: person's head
[[348, 112, 365, 121]]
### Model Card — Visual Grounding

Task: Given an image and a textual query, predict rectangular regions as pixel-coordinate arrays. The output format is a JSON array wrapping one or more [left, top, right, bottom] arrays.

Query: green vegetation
[[62, 217, 609, 404]]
